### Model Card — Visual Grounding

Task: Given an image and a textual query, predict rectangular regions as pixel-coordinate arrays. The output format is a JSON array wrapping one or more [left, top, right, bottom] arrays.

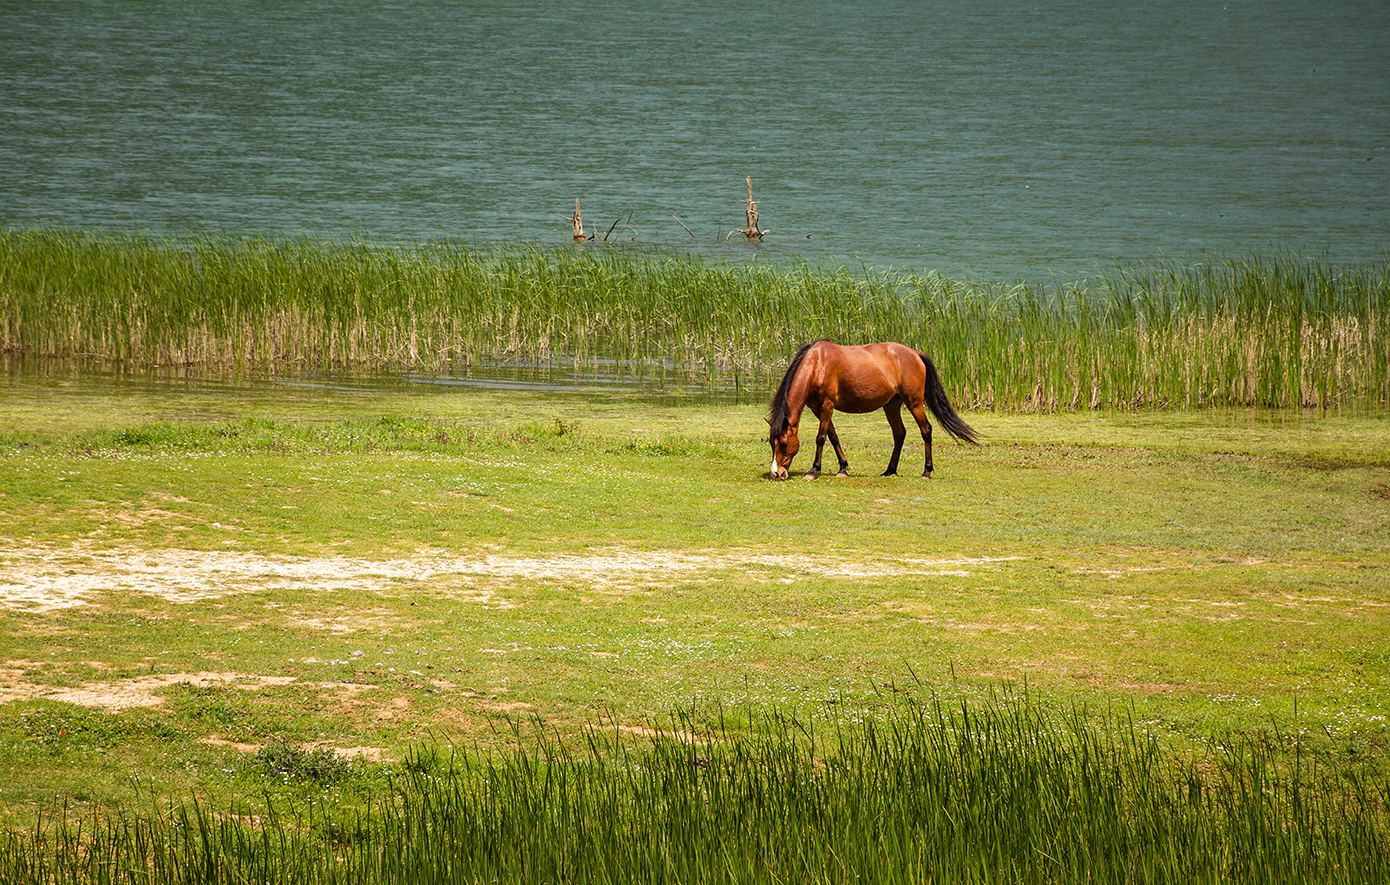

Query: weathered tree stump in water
[[556, 199, 591, 240], [741, 176, 767, 239]]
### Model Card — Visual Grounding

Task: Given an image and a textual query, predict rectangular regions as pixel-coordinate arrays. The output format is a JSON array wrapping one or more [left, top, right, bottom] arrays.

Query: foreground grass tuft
[[3, 693, 1386, 884]]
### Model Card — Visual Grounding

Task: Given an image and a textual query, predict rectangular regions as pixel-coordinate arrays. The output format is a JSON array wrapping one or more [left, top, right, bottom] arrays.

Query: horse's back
[[821, 341, 921, 380], [810, 341, 923, 412]]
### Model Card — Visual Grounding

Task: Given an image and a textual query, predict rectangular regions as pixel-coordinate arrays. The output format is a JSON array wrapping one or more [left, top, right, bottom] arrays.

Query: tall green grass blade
[[3, 229, 1388, 412]]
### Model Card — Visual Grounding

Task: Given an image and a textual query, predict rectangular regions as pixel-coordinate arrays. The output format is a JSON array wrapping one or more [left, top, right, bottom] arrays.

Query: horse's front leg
[[827, 424, 850, 477], [807, 408, 845, 479]]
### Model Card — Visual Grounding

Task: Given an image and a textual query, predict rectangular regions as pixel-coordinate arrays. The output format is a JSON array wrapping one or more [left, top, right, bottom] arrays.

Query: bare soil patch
[[0, 668, 294, 712], [0, 543, 1023, 730], [0, 542, 1022, 613]]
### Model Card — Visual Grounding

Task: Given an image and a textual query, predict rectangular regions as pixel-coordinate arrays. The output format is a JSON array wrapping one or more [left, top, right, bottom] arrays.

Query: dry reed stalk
[[670, 214, 696, 237]]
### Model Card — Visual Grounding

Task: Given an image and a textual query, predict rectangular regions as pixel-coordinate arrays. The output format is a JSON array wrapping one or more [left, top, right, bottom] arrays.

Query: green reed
[[2, 228, 1386, 410], [5, 692, 1386, 884]]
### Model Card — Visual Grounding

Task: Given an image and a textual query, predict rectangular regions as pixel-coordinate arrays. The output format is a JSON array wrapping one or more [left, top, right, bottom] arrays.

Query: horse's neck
[[784, 369, 812, 425]]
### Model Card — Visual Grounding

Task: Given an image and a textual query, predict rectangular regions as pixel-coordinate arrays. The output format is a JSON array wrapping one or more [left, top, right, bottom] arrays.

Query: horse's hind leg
[[908, 400, 935, 477], [881, 399, 908, 476]]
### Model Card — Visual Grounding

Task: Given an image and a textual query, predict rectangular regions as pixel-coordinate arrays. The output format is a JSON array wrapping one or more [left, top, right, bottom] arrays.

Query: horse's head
[[767, 418, 799, 480], [767, 342, 815, 480]]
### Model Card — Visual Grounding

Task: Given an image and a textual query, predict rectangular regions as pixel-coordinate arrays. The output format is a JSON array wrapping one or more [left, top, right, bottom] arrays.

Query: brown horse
[[767, 341, 978, 480]]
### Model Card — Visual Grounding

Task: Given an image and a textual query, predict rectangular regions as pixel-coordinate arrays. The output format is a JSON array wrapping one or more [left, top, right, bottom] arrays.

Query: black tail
[[919, 353, 979, 445]]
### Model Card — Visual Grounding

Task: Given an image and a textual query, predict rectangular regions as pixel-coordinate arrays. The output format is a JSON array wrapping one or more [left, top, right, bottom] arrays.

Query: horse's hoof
[[836, 469, 849, 478], [803, 471, 819, 480]]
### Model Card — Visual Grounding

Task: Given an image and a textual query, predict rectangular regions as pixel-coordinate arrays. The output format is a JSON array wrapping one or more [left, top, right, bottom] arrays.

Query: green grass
[[0, 382, 1386, 854], [3, 228, 1387, 411], [2, 234, 1389, 880], [5, 690, 1386, 884]]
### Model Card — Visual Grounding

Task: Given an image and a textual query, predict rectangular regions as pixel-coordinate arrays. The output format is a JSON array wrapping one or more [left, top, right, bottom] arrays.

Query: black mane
[[768, 341, 819, 442]]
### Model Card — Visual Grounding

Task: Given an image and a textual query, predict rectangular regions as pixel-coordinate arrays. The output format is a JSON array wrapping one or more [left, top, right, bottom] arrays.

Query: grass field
[[0, 369, 1387, 881], [1, 232, 1389, 880]]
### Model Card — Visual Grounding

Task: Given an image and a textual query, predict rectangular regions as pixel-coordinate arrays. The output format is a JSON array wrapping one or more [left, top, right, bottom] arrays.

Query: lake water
[[3, 0, 1388, 282]]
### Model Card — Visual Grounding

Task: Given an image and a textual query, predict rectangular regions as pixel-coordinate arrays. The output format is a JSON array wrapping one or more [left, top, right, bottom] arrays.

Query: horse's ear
[[764, 417, 772, 425]]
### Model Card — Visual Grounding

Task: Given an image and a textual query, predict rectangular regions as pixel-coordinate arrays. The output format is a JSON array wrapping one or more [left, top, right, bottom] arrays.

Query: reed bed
[[4, 693, 1385, 884], [2, 228, 1387, 411]]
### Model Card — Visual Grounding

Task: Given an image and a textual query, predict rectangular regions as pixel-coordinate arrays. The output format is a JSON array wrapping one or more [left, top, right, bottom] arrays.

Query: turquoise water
[[3, 0, 1388, 281]]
